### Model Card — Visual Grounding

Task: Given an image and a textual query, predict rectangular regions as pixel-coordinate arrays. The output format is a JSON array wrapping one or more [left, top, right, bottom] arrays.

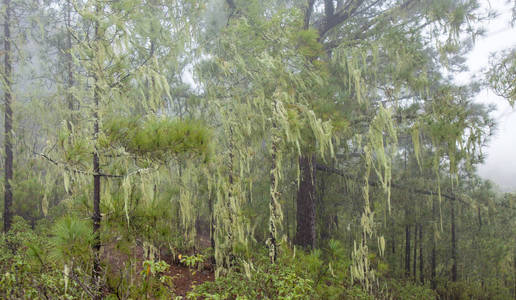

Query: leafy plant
[[140, 260, 175, 298], [180, 253, 206, 272]]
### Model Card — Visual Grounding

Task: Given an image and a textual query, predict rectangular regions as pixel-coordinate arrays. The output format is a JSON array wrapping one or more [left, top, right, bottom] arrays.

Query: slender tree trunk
[[294, 154, 316, 249], [405, 223, 411, 278], [477, 206, 482, 231], [391, 217, 395, 255], [413, 223, 417, 280], [208, 194, 215, 264], [268, 117, 279, 263], [451, 198, 457, 282], [3, 0, 13, 234], [63, 0, 76, 197], [209, 194, 214, 249], [92, 4, 102, 298], [291, 194, 296, 244], [92, 91, 102, 298], [513, 248, 516, 299], [66, 0, 74, 119], [285, 196, 290, 242], [419, 223, 424, 284], [431, 197, 437, 290], [226, 126, 234, 248]]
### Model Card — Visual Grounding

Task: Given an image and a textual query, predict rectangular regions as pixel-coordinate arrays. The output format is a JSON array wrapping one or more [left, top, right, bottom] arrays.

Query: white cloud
[[466, 0, 516, 191]]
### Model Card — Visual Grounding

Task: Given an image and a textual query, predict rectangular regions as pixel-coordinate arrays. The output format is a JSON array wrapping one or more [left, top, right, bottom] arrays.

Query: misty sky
[[462, 0, 516, 191]]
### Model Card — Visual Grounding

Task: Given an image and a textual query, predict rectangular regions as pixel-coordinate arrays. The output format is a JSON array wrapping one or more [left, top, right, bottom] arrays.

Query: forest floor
[[166, 233, 215, 296], [165, 262, 214, 297], [103, 233, 215, 297]]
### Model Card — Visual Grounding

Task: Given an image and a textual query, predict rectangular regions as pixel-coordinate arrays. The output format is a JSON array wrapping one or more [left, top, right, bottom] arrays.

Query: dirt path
[[166, 263, 214, 297]]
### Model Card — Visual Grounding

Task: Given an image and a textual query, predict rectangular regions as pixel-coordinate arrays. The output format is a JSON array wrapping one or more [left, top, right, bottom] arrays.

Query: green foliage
[[50, 216, 93, 266], [0, 217, 89, 299], [0, 0, 511, 299], [12, 177, 45, 224], [488, 49, 516, 105], [180, 253, 206, 271], [189, 241, 374, 299], [387, 280, 437, 299], [139, 260, 175, 299], [438, 279, 512, 300], [188, 259, 314, 299], [294, 29, 323, 59], [103, 115, 211, 161]]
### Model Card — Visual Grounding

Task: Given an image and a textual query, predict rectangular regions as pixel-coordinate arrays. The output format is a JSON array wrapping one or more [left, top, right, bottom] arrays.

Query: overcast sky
[[459, 0, 516, 191]]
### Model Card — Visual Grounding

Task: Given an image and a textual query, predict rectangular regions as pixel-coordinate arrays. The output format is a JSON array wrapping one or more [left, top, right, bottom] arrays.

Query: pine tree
[[3, 0, 13, 233]]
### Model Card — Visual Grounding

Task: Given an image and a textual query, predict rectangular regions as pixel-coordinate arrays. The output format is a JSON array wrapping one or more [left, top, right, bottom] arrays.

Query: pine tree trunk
[[419, 223, 424, 284], [294, 154, 316, 249], [66, 0, 74, 120], [413, 223, 417, 280], [285, 196, 290, 242], [63, 0, 75, 196], [319, 175, 329, 242], [92, 4, 102, 298], [268, 119, 279, 263], [477, 206, 482, 231], [431, 197, 437, 290], [92, 149, 101, 299], [513, 248, 516, 299], [209, 194, 215, 265], [226, 126, 234, 250], [405, 223, 411, 278], [391, 216, 395, 255], [3, 0, 13, 234], [451, 198, 457, 282]]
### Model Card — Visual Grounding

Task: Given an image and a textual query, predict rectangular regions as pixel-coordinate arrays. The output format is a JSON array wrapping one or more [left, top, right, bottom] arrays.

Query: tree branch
[[304, 0, 316, 30], [315, 162, 470, 205], [318, 0, 364, 39], [108, 53, 154, 89], [65, 270, 96, 299], [324, 0, 335, 18], [35, 152, 131, 178], [225, 0, 236, 10]]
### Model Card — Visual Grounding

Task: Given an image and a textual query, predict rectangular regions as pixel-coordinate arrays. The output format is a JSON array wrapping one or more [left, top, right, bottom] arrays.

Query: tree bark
[[419, 223, 424, 284], [405, 223, 411, 278], [3, 0, 12, 234], [391, 217, 395, 255], [431, 197, 437, 289], [209, 193, 215, 265], [268, 119, 279, 263], [294, 155, 316, 249], [304, 0, 316, 30], [513, 248, 516, 299], [226, 126, 234, 247], [92, 3, 102, 298], [319, 173, 329, 242], [477, 206, 482, 231], [413, 223, 417, 280], [451, 198, 457, 282], [92, 147, 101, 299], [66, 0, 74, 120]]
